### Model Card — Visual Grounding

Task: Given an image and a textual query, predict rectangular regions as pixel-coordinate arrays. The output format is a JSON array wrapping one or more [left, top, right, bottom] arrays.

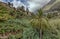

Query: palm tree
[[31, 9, 51, 39]]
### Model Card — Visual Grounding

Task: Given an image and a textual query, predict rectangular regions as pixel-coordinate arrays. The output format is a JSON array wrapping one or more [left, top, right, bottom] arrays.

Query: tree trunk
[[40, 29, 43, 39]]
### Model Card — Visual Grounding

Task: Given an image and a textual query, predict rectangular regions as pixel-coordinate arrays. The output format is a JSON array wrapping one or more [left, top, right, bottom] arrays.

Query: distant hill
[[43, 0, 60, 13]]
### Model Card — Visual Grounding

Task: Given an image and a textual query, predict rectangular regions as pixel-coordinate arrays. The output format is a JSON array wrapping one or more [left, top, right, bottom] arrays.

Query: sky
[[0, 0, 51, 12]]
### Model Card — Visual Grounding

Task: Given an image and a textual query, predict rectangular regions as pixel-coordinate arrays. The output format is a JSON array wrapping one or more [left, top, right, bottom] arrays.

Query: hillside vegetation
[[0, 1, 60, 39]]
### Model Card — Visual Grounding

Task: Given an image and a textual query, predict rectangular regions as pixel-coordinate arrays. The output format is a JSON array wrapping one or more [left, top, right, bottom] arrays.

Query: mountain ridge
[[43, 0, 60, 13]]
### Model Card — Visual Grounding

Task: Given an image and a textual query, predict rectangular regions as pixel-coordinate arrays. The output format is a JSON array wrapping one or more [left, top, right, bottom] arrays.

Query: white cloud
[[0, 0, 2, 1], [11, 0, 23, 8], [28, 0, 51, 12], [0, 0, 51, 12]]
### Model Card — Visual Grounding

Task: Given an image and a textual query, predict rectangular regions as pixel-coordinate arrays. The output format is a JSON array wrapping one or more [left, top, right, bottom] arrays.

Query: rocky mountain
[[43, 0, 60, 13]]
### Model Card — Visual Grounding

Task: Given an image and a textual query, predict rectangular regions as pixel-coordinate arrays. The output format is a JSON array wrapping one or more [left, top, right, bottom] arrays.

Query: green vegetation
[[0, 2, 60, 39]]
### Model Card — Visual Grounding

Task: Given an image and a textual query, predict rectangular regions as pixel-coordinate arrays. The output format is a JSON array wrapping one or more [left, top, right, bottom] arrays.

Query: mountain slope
[[43, 0, 60, 12], [0, 2, 31, 21], [0, 2, 30, 39]]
